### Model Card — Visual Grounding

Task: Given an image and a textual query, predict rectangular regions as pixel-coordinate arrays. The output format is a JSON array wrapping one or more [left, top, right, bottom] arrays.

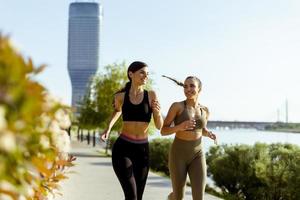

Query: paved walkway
[[54, 140, 221, 200]]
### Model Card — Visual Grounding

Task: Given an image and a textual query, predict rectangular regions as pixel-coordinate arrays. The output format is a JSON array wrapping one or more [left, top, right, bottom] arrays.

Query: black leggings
[[112, 136, 149, 200]]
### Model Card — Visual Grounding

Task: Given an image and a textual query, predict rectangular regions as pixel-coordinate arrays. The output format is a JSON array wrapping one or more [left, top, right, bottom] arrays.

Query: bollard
[[87, 130, 90, 145], [77, 127, 80, 141], [93, 130, 96, 147]]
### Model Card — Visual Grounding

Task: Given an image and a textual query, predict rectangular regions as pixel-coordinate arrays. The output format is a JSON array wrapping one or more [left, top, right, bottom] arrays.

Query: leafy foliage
[[0, 34, 74, 200], [206, 143, 300, 200]]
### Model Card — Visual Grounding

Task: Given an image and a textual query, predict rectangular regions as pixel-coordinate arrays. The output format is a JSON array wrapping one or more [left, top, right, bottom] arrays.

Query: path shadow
[[71, 153, 108, 158], [147, 176, 167, 180], [147, 180, 171, 188], [89, 162, 112, 166], [147, 176, 171, 188]]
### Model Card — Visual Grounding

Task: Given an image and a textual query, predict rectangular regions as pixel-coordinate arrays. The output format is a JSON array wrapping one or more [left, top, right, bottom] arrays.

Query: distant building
[[67, 1, 102, 113]]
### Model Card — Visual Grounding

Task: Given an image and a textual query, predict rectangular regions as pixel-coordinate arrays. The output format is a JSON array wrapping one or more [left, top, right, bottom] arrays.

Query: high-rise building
[[67, 1, 101, 112]]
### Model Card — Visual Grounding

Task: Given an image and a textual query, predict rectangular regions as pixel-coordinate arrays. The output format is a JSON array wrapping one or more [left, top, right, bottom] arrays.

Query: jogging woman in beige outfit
[[161, 75, 217, 200]]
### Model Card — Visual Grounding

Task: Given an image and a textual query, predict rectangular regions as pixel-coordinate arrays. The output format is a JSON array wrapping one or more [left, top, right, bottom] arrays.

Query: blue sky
[[1, 0, 300, 122]]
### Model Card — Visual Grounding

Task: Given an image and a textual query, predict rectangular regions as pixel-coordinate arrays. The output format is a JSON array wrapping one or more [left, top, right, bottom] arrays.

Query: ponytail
[[163, 75, 202, 90], [115, 81, 131, 94], [162, 75, 184, 87]]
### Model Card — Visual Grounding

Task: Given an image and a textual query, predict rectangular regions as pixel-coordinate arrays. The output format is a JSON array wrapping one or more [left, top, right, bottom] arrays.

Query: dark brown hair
[[116, 61, 148, 94], [162, 75, 202, 90], [162, 75, 184, 86]]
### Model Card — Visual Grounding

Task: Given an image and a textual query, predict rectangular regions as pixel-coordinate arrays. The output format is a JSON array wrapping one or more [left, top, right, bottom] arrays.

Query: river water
[[149, 128, 300, 153]]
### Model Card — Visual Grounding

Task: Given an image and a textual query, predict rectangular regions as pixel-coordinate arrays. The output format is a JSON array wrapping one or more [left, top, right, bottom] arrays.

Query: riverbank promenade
[[54, 140, 222, 200]]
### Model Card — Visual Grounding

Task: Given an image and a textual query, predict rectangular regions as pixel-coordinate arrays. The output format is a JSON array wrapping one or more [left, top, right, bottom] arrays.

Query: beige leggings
[[168, 137, 206, 200]]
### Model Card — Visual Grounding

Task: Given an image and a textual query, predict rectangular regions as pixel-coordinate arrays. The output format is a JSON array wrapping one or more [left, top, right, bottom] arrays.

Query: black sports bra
[[122, 90, 152, 122]]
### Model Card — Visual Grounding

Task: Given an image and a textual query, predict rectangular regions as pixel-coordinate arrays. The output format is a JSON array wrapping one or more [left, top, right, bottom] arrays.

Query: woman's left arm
[[149, 90, 163, 130], [202, 107, 217, 140]]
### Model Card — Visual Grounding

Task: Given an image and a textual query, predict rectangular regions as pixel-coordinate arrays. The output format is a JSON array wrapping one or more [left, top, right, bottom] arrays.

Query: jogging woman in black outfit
[[100, 61, 163, 200]]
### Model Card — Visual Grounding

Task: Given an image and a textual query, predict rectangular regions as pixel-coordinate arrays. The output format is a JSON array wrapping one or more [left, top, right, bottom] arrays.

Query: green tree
[[77, 87, 99, 130], [92, 62, 128, 131]]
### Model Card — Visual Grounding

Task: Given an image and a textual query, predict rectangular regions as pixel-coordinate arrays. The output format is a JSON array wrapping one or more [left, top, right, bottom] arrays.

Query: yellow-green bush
[[0, 34, 74, 200], [206, 143, 300, 200], [149, 138, 172, 176]]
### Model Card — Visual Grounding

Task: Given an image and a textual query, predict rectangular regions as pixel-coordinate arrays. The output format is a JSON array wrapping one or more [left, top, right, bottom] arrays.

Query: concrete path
[[54, 141, 221, 200]]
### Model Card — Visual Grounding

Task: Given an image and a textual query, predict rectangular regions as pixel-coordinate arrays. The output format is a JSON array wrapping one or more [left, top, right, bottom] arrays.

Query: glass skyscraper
[[67, 1, 101, 112]]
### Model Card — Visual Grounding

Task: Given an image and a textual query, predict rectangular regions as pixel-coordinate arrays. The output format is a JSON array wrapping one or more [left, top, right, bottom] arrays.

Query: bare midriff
[[121, 121, 149, 140], [175, 130, 203, 141]]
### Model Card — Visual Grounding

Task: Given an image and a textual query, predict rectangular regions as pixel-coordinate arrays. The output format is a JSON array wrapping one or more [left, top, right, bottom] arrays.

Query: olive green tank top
[[174, 101, 207, 130]]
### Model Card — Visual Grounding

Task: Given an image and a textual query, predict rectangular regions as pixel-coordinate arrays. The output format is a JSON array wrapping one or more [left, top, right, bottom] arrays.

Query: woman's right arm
[[161, 103, 194, 135], [100, 93, 123, 141]]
